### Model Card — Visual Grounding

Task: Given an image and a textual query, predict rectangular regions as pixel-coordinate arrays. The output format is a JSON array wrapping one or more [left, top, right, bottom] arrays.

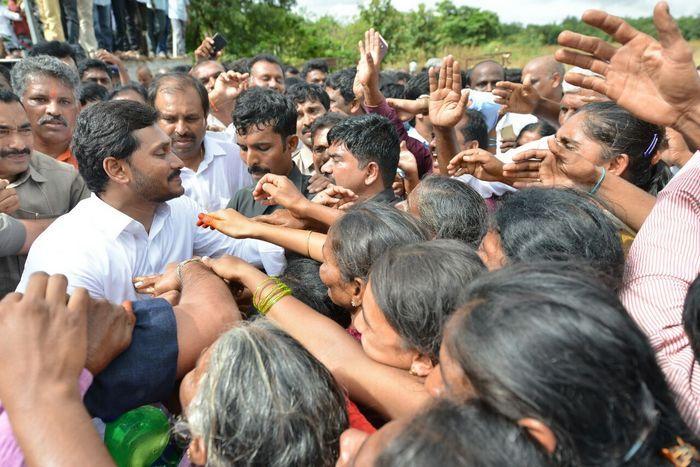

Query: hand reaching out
[[555, 2, 700, 138], [197, 208, 258, 239], [210, 70, 249, 104], [447, 148, 506, 182], [311, 184, 358, 210], [429, 55, 469, 128], [253, 174, 308, 213], [195, 36, 221, 61], [492, 75, 541, 115]]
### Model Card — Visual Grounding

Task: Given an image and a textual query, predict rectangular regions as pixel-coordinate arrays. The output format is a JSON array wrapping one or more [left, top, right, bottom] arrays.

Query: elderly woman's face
[[352, 279, 415, 370], [319, 237, 358, 311], [554, 111, 606, 167]]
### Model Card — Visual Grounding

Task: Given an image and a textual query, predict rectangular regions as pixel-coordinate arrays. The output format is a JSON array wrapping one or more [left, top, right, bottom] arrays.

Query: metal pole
[[21, 0, 43, 45]]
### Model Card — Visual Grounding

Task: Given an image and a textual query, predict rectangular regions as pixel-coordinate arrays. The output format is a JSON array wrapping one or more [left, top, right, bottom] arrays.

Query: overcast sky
[[294, 0, 699, 25]]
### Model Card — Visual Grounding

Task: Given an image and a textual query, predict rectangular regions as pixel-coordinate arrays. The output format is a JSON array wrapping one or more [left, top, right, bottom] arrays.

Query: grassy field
[[391, 40, 700, 70]]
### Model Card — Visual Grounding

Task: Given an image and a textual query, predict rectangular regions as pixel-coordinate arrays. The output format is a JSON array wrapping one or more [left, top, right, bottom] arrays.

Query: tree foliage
[[187, 0, 700, 66]]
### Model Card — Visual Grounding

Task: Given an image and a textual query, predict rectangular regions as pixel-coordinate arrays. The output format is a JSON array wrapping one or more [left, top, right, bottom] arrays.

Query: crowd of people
[[0, 0, 189, 58], [0, 1, 700, 465]]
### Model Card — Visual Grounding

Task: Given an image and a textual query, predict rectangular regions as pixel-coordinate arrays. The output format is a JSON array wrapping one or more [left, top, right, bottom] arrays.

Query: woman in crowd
[[516, 120, 556, 147], [177, 320, 348, 466], [429, 263, 699, 466]]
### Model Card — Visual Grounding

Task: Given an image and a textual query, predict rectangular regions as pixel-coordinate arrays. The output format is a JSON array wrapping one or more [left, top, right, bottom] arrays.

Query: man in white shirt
[[149, 72, 251, 211], [17, 100, 284, 303]]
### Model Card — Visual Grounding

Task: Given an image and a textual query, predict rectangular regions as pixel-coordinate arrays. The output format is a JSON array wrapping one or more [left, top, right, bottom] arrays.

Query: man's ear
[[518, 418, 557, 454], [409, 353, 435, 377], [364, 161, 380, 186], [551, 72, 563, 89], [286, 135, 299, 153], [188, 437, 207, 466], [103, 156, 130, 186], [607, 153, 630, 177], [465, 140, 479, 150], [350, 97, 364, 116]]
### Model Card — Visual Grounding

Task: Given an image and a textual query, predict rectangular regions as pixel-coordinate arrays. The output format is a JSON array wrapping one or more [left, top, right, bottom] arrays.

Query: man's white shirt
[[17, 194, 285, 303], [180, 131, 252, 211]]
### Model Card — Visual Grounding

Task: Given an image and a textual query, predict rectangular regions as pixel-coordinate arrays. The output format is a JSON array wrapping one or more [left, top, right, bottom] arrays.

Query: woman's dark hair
[[493, 188, 624, 289], [107, 83, 148, 102], [281, 258, 350, 327], [577, 101, 670, 194], [517, 120, 556, 143], [375, 399, 551, 467], [147, 72, 209, 115], [328, 202, 430, 283], [72, 100, 158, 193], [415, 175, 487, 248], [370, 239, 485, 360], [184, 320, 348, 467], [233, 87, 297, 139], [684, 274, 700, 359], [446, 262, 698, 466]]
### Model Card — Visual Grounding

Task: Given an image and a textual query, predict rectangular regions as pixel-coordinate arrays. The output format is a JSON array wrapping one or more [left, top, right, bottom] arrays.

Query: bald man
[[521, 56, 565, 102], [469, 60, 504, 92]]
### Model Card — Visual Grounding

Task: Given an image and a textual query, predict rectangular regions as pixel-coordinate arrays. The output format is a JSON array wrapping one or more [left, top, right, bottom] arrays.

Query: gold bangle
[[254, 278, 292, 315], [253, 277, 277, 305], [259, 286, 291, 315], [306, 230, 313, 258]]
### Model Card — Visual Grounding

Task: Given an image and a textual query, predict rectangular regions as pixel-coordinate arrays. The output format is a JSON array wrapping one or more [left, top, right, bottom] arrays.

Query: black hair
[[284, 76, 303, 88], [370, 239, 485, 360], [249, 54, 284, 72], [376, 399, 552, 467], [286, 82, 330, 110], [415, 175, 488, 248], [0, 65, 11, 89], [460, 109, 488, 150], [325, 67, 356, 104], [493, 188, 624, 289], [309, 112, 347, 139], [380, 82, 406, 100], [326, 114, 400, 189], [404, 72, 429, 100], [224, 57, 250, 74], [170, 64, 191, 73], [394, 71, 411, 84], [79, 82, 108, 105], [327, 202, 430, 283], [0, 89, 21, 105], [684, 274, 700, 359], [285, 65, 299, 75], [77, 58, 108, 78], [147, 72, 209, 115], [577, 101, 670, 194], [107, 83, 148, 102], [72, 100, 158, 193], [233, 87, 297, 139], [301, 59, 328, 78], [517, 120, 556, 144], [448, 262, 699, 466], [28, 40, 77, 64], [280, 258, 350, 328]]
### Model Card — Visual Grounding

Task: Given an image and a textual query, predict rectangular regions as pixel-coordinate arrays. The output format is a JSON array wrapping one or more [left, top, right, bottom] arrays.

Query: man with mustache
[[226, 87, 314, 218], [149, 73, 251, 211], [17, 100, 285, 302], [11, 56, 81, 168], [0, 90, 89, 296], [286, 82, 329, 177]]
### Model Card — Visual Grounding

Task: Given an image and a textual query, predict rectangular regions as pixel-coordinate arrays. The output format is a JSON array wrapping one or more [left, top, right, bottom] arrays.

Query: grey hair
[[415, 175, 488, 248], [185, 319, 348, 467], [328, 202, 430, 283], [11, 55, 80, 100]]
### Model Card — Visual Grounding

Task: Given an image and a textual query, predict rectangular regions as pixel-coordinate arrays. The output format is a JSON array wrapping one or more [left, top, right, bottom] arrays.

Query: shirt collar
[[288, 163, 304, 187], [8, 152, 48, 187], [88, 193, 172, 240], [369, 187, 401, 205], [198, 133, 228, 173]]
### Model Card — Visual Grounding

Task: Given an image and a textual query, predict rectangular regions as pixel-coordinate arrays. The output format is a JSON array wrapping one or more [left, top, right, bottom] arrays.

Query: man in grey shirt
[[0, 89, 88, 296]]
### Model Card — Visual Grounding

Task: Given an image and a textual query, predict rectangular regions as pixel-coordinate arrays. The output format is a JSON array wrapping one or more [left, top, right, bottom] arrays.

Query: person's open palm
[[493, 75, 540, 115], [353, 29, 381, 99], [556, 2, 700, 131], [429, 55, 469, 128]]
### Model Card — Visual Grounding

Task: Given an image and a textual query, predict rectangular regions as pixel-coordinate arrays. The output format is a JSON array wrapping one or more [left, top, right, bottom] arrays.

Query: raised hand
[[0, 273, 89, 404], [85, 298, 135, 375], [503, 138, 599, 189], [195, 36, 220, 61], [197, 208, 258, 239], [95, 49, 123, 67], [429, 55, 469, 128], [253, 174, 308, 211], [555, 2, 700, 135], [311, 184, 358, 209], [210, 70, 249, 103], [493, 76, 541, 115], [353, 29, 381, 101], [446, 148, 507, 182]]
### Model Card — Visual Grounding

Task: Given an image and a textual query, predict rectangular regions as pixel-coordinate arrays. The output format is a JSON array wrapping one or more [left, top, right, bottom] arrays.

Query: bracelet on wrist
[[176, 258, 203, 288], [253, 277, 292, 315]]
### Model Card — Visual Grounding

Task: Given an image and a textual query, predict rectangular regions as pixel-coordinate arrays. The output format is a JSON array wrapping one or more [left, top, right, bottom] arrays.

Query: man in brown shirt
[[0, 90, 88, 296]]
